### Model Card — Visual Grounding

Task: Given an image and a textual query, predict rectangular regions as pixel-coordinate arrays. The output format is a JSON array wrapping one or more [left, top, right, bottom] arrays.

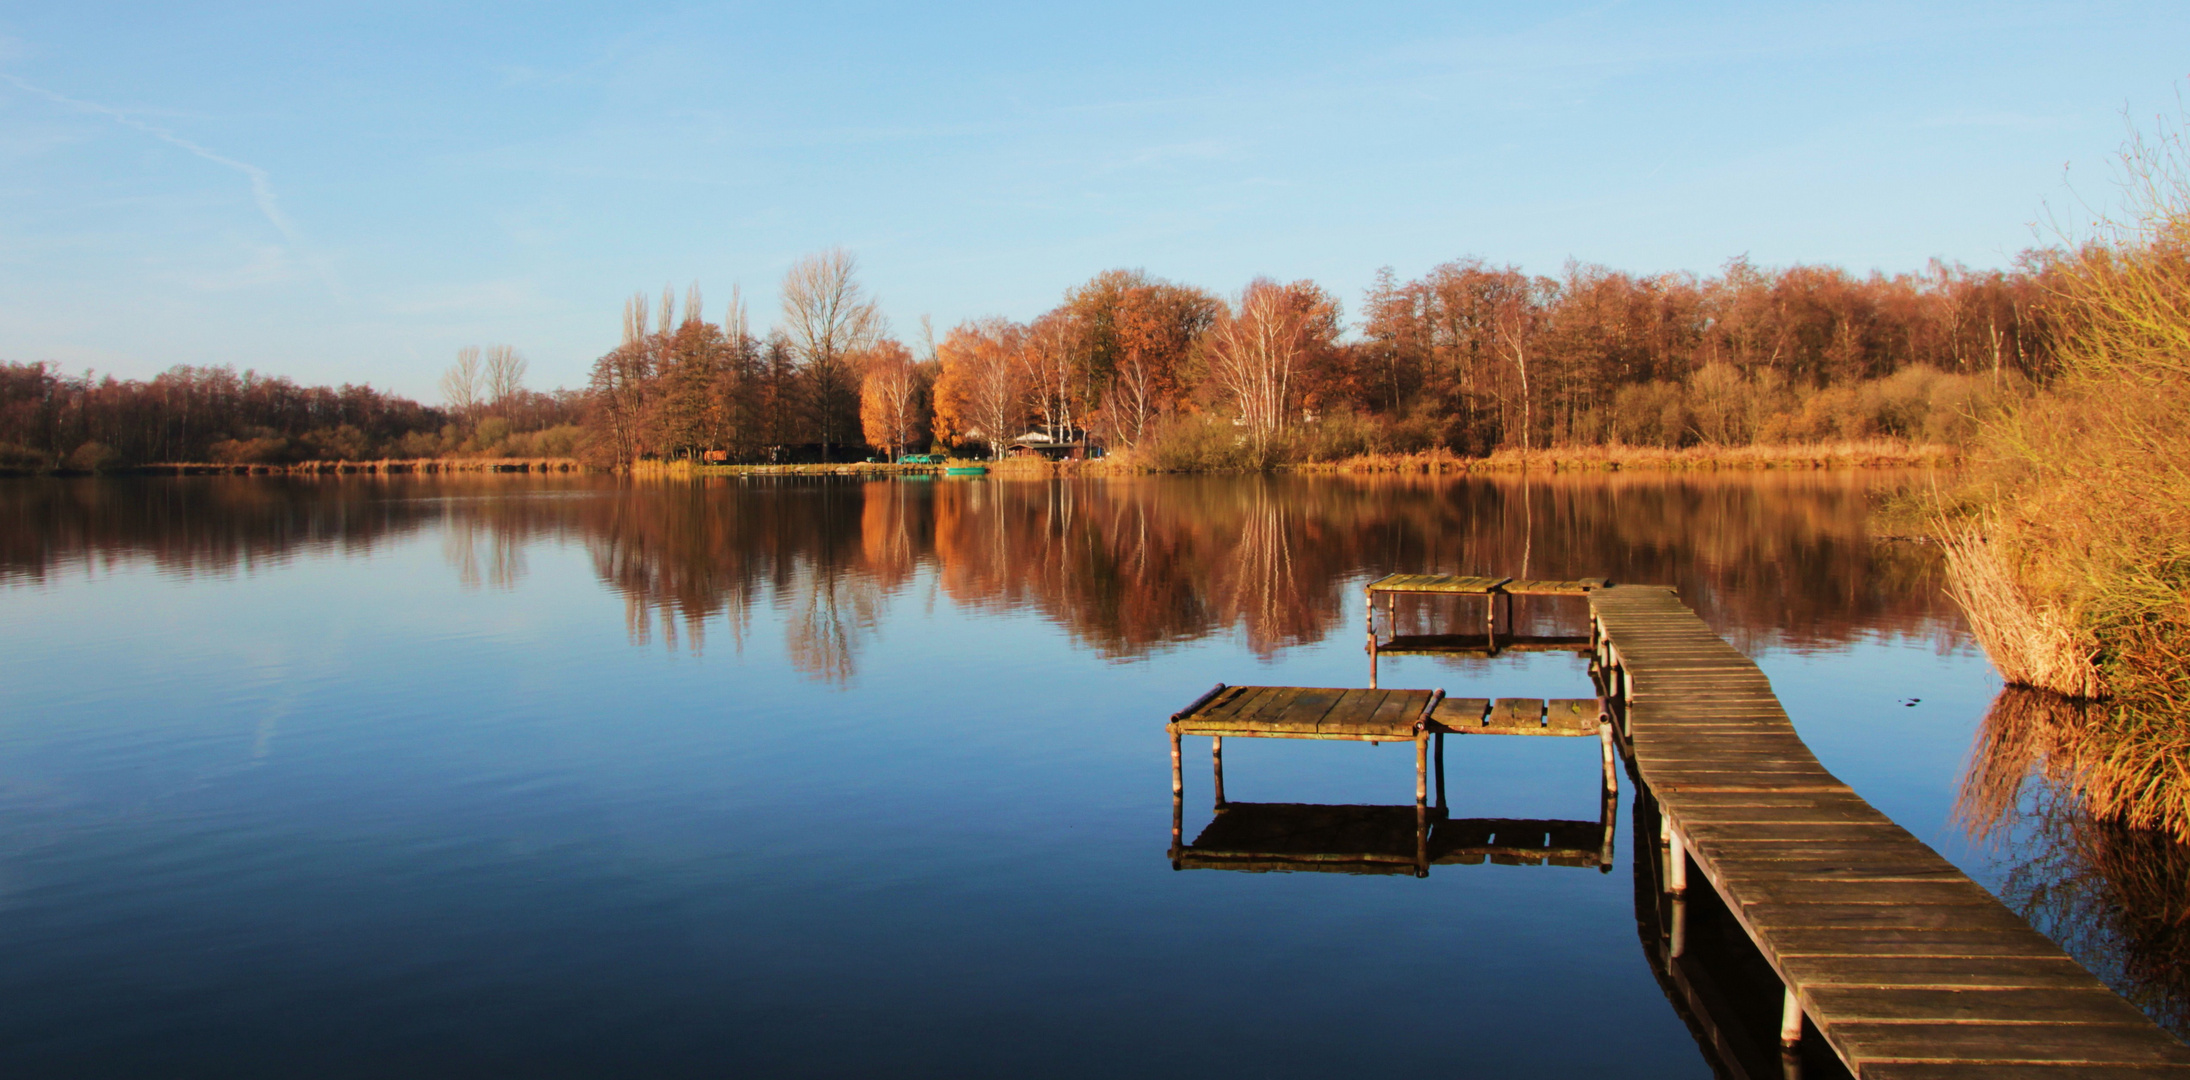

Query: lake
[[0, 472, 2076, 1077]]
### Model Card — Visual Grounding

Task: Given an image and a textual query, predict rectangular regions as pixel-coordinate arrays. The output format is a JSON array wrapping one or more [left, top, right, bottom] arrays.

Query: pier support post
[[1666, 819, 1688, 894], [1170, 789, 1183, 866], [1415, 732, 1429, 809], [1598, 710, 1618, 796], [1415, 803, 1429, 877], [1366, 591, 1379, 689], [1170, 730, 1183, 800], [1669, 893, 1687, 958], [1434, 732, 1447, 811], [1211, 736, 1226, 808], [1599, 790, 1618, 872], [1781, 987, 1804, 1045]]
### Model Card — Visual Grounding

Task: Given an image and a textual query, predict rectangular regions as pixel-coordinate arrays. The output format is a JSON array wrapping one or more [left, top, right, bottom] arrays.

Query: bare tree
[[781, 248, 884, 459], [1021, 311, 1080, 443], [1207, 279, 1339, 454], [622, 292, 651, 347], [1493, 292, 1539, 454], [441, 346, 483, 421], [484, 345, 528, 406]]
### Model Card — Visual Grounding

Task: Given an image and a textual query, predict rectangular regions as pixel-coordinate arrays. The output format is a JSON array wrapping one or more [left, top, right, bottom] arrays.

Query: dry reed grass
[[142, 456, 583, 475], [1942, 522, 2105, 698], [1309, 439, 1956, 474]]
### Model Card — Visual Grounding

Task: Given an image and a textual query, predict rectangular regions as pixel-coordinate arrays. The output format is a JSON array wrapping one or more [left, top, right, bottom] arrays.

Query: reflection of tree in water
[[0, 477, 440, 581], [440, 516, 527, 591], [4, 470, 1964, 682], [1958, 688, 2190, 1036]]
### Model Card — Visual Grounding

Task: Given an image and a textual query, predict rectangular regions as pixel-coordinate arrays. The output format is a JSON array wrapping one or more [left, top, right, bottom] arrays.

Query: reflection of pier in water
[[1171, 804, 1616, 877]]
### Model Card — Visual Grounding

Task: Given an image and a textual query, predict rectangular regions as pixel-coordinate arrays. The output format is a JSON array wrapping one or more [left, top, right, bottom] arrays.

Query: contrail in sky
[[2, 73, 342, 296]]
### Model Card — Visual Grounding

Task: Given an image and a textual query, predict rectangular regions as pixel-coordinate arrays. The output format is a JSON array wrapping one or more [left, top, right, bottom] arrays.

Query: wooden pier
[[1592, 584, 2190, 1077]]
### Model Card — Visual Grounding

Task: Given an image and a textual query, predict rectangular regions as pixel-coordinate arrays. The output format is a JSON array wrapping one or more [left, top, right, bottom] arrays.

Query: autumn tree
[[1056, 270, 1218, 448], [858, 340, 927, 460], [655, 286, 733, 460], [585, 292, 660, 466], [932, 318, 1027, 459]]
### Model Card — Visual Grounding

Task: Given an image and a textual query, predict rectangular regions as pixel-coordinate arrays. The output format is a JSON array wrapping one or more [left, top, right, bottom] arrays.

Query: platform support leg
[[1669, 893, 1688, 958], [1599, 716, 1618, 796], [1211, 736, 1225, 808], [1599, 789, 1617, 871], [1415, 733, 1428, 809], [1170, 789, 1183, 866], [1781, 987, 1803, 1045], [1668, 822, 1688, 894], [1434, 732, 1447, 812], [1414, 802, 1429, 877], [1170, 730, 1183, 800], [1366, 591, 1379, 688]]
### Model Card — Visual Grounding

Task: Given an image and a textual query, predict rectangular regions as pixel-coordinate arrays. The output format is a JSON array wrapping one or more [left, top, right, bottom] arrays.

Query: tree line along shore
[[4, 240, 2060, 477]]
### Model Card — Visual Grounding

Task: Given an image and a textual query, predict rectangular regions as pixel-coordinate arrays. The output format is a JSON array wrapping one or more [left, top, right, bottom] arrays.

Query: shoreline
[[0, 439, 1954, 479]]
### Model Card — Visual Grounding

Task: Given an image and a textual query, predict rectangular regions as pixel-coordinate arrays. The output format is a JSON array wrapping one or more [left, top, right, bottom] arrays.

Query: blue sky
[[2, 2, 2185, 400]]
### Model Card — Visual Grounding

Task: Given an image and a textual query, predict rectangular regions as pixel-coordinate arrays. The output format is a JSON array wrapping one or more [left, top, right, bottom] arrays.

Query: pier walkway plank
[[1590, 585, 2190, 1077]]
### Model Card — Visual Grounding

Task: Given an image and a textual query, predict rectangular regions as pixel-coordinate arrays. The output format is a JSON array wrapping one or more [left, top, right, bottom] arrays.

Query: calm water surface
[[0, 474, 2020, 1077]]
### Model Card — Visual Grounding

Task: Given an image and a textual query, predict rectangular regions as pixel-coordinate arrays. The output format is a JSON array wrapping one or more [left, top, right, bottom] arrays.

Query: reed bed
[[1941, 114, 2190, 715], [1942, 523, 2105, 698], [137, 456, 583, 475], [1310, 439, 1956, 474]]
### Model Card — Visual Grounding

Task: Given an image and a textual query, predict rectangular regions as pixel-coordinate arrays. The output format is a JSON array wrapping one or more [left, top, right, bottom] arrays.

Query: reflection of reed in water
[[1959, 688, 2190, 1036], [1954, 687, 2100, 844], [1960, 687, 2190, 842]]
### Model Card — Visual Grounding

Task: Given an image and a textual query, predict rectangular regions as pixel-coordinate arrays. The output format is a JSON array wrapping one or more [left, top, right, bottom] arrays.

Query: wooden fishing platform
[[1592, 584, 2190, 1077], [1366, 574, 1609, 684], [1166, 686, 1620, 876]]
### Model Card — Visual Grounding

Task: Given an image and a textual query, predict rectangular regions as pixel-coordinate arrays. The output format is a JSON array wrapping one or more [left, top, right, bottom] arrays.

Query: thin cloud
[[0, 73, 344, 298]]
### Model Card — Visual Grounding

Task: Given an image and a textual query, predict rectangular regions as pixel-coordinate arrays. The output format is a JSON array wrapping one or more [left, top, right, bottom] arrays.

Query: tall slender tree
[[780, 249, 884, 460]]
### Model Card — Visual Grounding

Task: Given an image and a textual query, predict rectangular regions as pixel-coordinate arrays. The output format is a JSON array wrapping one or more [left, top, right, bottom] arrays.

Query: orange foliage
[[857, 340, 922, 460]]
